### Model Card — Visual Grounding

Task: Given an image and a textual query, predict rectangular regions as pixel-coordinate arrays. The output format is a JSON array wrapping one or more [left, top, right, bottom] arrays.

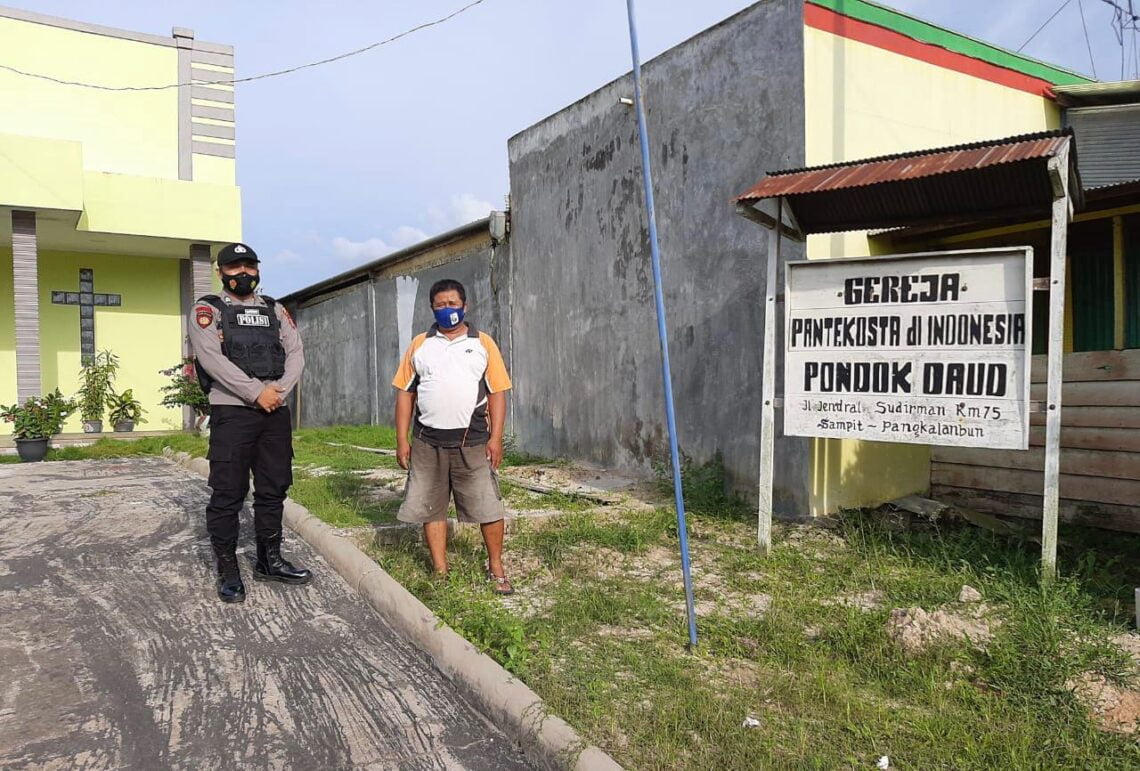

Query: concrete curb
[[164, 449, 622, 771]]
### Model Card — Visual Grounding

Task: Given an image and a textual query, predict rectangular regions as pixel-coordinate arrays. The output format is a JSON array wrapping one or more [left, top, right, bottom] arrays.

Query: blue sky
[[20, 0, 1139, 294]]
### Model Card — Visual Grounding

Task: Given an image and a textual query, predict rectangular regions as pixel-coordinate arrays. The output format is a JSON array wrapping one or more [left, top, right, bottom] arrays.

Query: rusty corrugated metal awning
[[736, 129, 1082, 234]]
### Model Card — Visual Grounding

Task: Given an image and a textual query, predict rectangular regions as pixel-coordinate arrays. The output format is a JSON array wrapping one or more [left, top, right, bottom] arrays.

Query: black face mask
[[224, 272, 259, 297]]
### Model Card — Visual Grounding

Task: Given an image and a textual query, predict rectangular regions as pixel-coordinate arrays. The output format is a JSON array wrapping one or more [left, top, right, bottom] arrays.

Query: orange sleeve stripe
[[392, 334, 427, 391], [480, 332, 512, 393]]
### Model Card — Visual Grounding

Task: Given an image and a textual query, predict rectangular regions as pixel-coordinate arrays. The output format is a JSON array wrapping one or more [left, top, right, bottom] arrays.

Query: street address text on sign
[[783, 248, 1034, 450]]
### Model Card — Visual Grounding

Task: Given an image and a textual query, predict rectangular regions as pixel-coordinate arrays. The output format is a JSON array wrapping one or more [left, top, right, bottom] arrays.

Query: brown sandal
[[485, 562, 515, 595], [488, 574, 515, 595]]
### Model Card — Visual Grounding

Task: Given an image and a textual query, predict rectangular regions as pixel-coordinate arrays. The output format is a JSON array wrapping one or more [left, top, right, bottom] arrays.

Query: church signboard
[[783, 247, 1034, 451]]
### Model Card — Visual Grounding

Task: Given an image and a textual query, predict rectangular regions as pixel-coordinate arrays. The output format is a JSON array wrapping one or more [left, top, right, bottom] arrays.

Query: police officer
[[188, 242, 312, 603]]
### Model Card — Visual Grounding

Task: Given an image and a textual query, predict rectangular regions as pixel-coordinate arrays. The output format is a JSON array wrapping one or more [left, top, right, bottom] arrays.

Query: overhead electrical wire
[[1017, 0, 1140, 79], [1017, 0, 1074, 51], [1077, 0, 1099, 77], [0, 0, 487, 92]]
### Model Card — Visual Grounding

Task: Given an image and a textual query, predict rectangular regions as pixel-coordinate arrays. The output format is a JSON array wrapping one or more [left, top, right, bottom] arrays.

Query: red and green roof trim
[[807, 0, 1094, 98]]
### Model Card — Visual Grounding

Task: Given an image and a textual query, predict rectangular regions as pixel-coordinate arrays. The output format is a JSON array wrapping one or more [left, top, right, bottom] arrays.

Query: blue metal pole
[[624, 0, 698, 648]]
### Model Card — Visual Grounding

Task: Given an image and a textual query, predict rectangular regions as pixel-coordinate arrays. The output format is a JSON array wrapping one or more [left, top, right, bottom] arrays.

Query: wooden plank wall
[[931, 349, 1140, 533]]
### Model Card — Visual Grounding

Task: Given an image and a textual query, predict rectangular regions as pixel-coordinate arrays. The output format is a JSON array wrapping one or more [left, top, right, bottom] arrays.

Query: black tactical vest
[[198, 295, 286, 385]]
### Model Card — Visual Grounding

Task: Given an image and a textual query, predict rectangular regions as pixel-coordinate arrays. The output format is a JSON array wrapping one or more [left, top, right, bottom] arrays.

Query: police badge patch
[[195, 304, 214, 328]]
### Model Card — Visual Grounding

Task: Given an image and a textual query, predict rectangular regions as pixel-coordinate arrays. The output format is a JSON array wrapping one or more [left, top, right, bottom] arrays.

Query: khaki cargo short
[[397, 438, 506, 524]]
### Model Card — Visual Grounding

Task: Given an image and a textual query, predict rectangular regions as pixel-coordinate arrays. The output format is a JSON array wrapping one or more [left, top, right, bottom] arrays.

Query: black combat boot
[[253, 532, 313, 585], [213, 543, 246, 603]]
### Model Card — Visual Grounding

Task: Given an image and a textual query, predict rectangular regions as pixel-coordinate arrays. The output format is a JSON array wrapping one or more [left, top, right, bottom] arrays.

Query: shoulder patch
[[281, 306, 296, 329], [194, 304, 214, 328]]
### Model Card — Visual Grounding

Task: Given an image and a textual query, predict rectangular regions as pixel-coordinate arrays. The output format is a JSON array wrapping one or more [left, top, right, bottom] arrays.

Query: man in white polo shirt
[[393, 279, 514, 594]]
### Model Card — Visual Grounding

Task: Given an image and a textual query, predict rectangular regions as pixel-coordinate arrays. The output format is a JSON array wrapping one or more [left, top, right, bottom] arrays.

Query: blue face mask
[[433, 306, 465, 329]]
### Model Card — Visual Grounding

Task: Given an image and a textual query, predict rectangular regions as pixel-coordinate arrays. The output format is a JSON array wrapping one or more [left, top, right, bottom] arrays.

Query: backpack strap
[[192, 295, 226, 395], [196, 294, 227, 314]]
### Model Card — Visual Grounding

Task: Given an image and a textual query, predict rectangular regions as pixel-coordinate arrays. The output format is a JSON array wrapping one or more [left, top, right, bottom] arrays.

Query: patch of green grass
[[510, 509, 674, 567], [2, 425, 397, 469], [501, 433, 552, 467], [499, 480, 596, 514], [289, 471, 401, 528], [376, 491, 1140, 769], [0, 434, 207, 464], [292, 425, 400, 472], [53, 434, 208, 460], [656, 450, 750, 520], [289, 424, 549, 472], [286, 426, 407, 527], [294, 424, 399, 449], [372, 528, 534, 675]]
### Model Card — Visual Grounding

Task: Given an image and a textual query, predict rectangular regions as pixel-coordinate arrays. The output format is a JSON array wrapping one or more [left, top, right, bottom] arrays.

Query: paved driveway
[[0, 458, 532, 770]]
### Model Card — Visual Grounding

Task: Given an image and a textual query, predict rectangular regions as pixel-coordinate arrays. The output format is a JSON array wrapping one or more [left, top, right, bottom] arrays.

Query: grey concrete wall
[[292, 236, 508, 429], [506, 0, 810, 514], [293, 281, 373, 427]]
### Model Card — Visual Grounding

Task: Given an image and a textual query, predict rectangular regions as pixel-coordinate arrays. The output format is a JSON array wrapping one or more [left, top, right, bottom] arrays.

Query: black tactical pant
[[206, 405, 293, 548]]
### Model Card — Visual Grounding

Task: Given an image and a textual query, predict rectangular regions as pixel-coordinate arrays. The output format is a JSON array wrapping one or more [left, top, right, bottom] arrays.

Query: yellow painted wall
[[194, 155, 237, 187], [0, 133, 84, 211], [0, 18, 179, 180], [35, 251, 183, 434], [0, 17, 241, 244], [0, 249, 15, 421], [80, 172, 242, 243], [804, 25, 1061, 260], [803, 25, 1062, 517]]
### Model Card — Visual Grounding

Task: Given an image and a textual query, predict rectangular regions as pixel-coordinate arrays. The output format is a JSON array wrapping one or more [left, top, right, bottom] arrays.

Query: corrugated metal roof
[[1054, 79, 1140, 107], [1086, 178, 1140, 198], [1066, 104, 1140, 189], [737, 130, 1071, 201], [735, 130, 1081, 234]]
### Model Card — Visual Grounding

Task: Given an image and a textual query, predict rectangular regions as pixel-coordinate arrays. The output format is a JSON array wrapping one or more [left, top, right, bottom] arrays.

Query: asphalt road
[[0, 457, 532, 770]]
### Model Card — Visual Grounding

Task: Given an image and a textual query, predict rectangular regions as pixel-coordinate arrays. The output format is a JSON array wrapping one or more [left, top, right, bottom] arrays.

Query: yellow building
[[802, 0, 1093, 516], [0, 6, 241, 435]]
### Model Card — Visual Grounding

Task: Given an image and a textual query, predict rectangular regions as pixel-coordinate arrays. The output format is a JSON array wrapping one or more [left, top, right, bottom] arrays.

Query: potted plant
[[159, 359, 210, 433], [1, 389, 76, 462], [106, 389, 146, 433], [76, 350, 119, 433]]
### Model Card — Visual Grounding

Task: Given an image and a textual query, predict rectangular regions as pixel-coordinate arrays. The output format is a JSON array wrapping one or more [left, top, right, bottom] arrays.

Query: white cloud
[[328, 225, 429, 266], [428, 192, 495, 231], [330, 236, 392, 263], [299, 192, 498, 272], [391, 225, 430, 248], [268, 248, 303, 266]]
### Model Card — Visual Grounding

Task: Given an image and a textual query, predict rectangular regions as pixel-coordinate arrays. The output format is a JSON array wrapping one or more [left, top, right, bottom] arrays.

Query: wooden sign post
[[1042, 144, 1073, 580]]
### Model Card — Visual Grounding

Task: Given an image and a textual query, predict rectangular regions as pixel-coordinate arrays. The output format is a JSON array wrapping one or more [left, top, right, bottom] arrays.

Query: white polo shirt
[[392, 323, 511, 447]]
